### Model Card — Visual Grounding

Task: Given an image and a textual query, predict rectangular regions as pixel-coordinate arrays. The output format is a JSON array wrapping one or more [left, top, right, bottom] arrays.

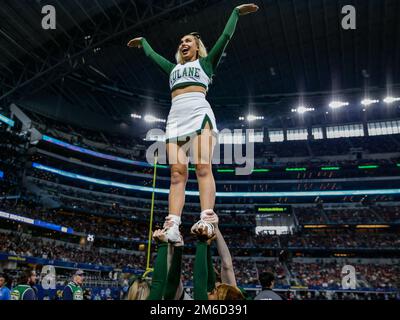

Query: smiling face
[[179, 35, 199, 63]]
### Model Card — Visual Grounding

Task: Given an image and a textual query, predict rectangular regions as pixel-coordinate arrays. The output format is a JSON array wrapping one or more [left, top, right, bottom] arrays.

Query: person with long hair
[[127, 278, 151, 300], [128, 4, 259, 242]]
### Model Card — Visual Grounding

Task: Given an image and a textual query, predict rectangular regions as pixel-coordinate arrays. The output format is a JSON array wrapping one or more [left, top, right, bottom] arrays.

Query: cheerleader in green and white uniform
[[128, 4, 259, 242]]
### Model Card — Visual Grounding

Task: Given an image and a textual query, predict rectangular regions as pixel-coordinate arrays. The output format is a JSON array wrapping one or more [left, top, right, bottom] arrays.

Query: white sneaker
[[191, 220, 215, 237], [165, 222, 181, 243]]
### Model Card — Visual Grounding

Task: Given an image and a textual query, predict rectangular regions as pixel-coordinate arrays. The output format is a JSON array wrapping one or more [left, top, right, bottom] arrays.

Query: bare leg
[[191, 122, 217, 211], [167, 142, 189, 217], [165, 142, 189, 241]]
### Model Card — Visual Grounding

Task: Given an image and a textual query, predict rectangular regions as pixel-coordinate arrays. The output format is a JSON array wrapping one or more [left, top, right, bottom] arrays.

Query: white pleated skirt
[[165, 92, 218, 142]]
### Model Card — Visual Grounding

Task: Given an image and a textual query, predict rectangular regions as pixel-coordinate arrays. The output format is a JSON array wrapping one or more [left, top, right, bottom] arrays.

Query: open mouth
[[181, 47, 189, 55]]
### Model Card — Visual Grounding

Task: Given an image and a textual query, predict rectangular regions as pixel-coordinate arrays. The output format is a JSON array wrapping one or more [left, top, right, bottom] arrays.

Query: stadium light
[[238, 116, 245, 121], [383, 96, 400, 104], [291, 106, 314, 114], [144, 115, 166, 123], [329, 101, 349, 109], [361, 99, 379, 106], [246, 115, 264, 122], [130, 113, 142, 119]]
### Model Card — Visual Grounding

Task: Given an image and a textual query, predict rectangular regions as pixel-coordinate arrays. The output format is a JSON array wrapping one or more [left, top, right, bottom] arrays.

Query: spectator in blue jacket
[[0, 273, 11, 300]]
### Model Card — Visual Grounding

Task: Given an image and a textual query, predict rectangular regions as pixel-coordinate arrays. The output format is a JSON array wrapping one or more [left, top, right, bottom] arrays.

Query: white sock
[[167, 214, 181, 225]]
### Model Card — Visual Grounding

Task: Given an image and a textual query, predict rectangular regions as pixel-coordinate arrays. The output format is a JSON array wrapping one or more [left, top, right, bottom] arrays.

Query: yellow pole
[[145, 152, 158, 275]]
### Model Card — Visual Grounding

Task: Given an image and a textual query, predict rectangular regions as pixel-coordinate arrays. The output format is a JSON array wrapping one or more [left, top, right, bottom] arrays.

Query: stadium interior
[[0, 0, 400, 300]]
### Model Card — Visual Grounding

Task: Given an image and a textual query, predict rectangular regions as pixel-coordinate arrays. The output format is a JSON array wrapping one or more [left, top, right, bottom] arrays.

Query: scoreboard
[[255, 205, 292, 214], [255, 205, 294, 235]]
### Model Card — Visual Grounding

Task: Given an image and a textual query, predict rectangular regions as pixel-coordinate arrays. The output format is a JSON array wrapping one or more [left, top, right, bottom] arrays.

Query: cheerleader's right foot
[[165, 223, 182, 243], [190, 220, 215, 239]]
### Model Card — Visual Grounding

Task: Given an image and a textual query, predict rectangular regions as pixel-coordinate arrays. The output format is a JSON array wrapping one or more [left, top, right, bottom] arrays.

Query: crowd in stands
[[1, 197, 399, 292], [2, 108, 400, 296], [0, 197, 256, 251], [2, 196, 399, 253], [289, 262, 342, 288], [181, 257, 261, 286], [294, 207, 327, 224], [375, 205, 400, 223], [1, 228, 398, 291], [0, 125, 29, 196], [29, 162, 400, 200], [34, 141, 400, 181], [256, 260, 288, 286], [356, 264, 400, 290], [294, 205, 400, 224], [255, 135, 400, 160], [0, 199, 151, 244], [20, 105, 400, 167], [288, 261, 400, 290], [24, 108, 146, 159], [257, 141, 310, 158], [285, 230, 400, 249], [324, 208, 381, 224], [0, 232, 145, 269], [253, 233, 280, 248], [282, 290, 399, 300]]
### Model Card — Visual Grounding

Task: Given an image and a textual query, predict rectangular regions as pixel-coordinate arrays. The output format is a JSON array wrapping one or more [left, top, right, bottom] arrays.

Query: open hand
[[236, 3, 259, 15], [127, 37, 143, 48]]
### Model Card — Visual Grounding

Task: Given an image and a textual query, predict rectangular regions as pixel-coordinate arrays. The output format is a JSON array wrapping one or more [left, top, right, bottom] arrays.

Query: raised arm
[[205, 4, 259, 72], [127, 37, 175, 75], [215, 228, 237, 286], [202, 211, 237, 286], [192, 224, 217, 300], [147, 230, 169, 300], [164, 244, 184, 300], [193, 240, 210, 300]]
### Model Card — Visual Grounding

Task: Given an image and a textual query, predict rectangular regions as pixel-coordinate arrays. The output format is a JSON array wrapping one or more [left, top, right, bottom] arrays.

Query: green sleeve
[[141, 38, 176, 75], [202, 8, 240, 76], [147, 242, 168, 300], [163, 246, 183, 300], [194, 241, 209, 300], [207, 245, 216, 292]]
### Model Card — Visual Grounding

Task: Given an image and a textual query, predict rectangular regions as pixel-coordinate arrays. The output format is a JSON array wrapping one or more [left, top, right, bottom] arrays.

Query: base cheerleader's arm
[[193, 224, 217, 300], [127, 37, 175, 75], [204, 3, 259, 74], [207, 243, 217, 292], [193, 240, 209, 300], [147, 230, 169, 300], [214, 227, 237, 287], [163, 244, 184, 300], [202, 212, 237, 286]]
